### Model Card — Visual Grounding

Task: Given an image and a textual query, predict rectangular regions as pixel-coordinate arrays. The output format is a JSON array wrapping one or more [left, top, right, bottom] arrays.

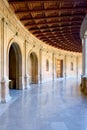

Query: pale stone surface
[[51, 122, 68, 130], [0, 78, 87, 130]]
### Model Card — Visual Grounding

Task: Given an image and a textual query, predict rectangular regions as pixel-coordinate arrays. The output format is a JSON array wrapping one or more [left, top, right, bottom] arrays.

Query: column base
[[1, 95, 11, 103], [1, 78, 11, 103], [52, 74, 54, 81], [24, 75, 31, 89], [38, 74, 42, 84], [81, 75, 87, 94]]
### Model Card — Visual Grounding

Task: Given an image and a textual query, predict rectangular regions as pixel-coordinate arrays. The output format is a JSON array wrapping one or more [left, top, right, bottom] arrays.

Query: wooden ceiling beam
[[25, 20, 82, 27], [29, 24, 80, 31], [37, 35, 80, 42], [36, 37, 80, 43], [48, 27, 80, 31], [20, 14, 84, 22], [15, 7, 87, 14], [36, 37, 81, 48], [33, 29, 80, 35], [31, 30, 80, 34], [9, 0, 87, 4]]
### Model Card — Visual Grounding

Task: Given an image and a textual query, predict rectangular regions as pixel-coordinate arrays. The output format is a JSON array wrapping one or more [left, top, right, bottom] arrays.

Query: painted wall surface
[[0, 0, 82, 102]]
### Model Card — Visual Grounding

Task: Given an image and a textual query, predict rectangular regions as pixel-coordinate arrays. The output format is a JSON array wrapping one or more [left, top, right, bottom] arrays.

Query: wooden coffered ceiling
[[8, 0, 87, 52]]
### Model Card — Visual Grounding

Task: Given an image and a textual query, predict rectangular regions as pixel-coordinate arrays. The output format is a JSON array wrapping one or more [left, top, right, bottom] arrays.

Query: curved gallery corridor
[[0, 78, 87, 130], [0, 1, 87, 130]]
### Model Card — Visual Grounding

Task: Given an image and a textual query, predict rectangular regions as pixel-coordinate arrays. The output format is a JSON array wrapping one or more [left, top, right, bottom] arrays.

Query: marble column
[[24, 40, 30, 89], [0, 18, 11, 103], [81, 36, 87, 93]]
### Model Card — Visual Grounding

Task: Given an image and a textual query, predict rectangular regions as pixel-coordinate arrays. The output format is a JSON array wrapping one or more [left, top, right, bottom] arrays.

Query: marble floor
[[0, 78, 87, 130]]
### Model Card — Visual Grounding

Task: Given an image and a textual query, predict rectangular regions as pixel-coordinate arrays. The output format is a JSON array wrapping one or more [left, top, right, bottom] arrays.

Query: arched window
[[46, 59, 49, 71], [71, 62, 73, 71]]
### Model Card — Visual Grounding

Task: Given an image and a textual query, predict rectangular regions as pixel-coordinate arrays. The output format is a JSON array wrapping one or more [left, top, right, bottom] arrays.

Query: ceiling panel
[[8, 0, 87, 52]]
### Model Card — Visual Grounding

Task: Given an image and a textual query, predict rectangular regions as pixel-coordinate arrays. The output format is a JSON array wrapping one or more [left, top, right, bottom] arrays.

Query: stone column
[[1, 18, 11, 103], [39, 48, 42, 84], [81, 36, 87, 93], [52, 53, 54, 81], [24, 40, 30, 89]]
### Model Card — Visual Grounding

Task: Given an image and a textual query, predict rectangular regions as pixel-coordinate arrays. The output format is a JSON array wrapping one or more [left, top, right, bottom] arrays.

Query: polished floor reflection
[[0, 78, 87, 130]]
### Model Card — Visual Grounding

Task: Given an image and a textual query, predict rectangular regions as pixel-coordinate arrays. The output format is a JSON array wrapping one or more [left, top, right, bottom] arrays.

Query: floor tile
[[0, 78, 87, 130], [51, 122, 68, 130]]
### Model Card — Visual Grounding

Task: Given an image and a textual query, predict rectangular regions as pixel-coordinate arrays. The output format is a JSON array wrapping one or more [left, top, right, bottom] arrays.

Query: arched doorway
[[30, 52, 38, 84], [56, 59, 63, 78], [9, 43, 22, 89]]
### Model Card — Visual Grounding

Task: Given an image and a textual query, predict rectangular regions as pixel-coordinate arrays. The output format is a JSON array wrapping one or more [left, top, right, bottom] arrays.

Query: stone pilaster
[[52, 52, 54, 81], [24, 40, 30, 89], [39, 48, 42, 84], [24, 74, 30, 89], [0, 18, 11, 103], [76, 56, 78, 77], [64, 55, 67, 78]]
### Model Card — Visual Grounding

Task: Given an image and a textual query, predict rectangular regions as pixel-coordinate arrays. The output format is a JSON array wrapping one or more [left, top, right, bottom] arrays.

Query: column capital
[[82, 38, 84, 44], [84, 35, 87, 39], [82, 36, 87, 46], [52, 52, 55, 57], [39, 47, 43, 51], [1, 17, 8, 26]]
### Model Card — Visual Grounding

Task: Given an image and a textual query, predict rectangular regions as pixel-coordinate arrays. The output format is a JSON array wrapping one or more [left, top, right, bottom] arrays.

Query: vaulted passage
[[9, 43, 22, 89], [30, 52, 38, 84], [0, 1, 87, 129], [0, 0, 83, 103], [56, 59, 63, 78], [9, 44, 16, 89]]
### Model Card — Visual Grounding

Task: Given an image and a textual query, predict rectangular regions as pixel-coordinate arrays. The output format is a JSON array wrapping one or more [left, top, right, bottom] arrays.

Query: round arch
[[28, 52, 38, 84], [7, 42, 22, 89]]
